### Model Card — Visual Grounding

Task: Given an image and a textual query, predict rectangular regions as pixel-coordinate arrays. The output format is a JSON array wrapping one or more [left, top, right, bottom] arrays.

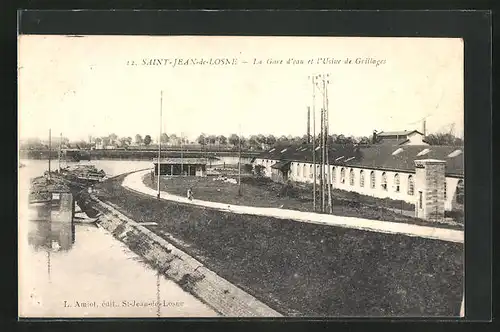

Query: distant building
[[153, 158, 208, 176], [375, 130, 429, 146], [95, 141, 104, 149], [253, 143, 464, 221]]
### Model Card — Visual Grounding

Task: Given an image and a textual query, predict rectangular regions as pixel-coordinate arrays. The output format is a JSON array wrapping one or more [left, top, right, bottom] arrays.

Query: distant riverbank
[[19, 148, 261, 161]]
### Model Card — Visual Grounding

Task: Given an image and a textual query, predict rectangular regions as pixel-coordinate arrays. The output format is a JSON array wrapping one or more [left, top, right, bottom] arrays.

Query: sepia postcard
[[18, 35, 464, 318]]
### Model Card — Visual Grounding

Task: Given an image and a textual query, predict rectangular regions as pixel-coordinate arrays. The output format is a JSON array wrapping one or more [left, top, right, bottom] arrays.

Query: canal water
[[18, 159, 218, 318]]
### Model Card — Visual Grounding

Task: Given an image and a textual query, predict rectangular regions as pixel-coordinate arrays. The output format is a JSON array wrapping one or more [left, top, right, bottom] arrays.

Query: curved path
[[122, 170, 464, 244]]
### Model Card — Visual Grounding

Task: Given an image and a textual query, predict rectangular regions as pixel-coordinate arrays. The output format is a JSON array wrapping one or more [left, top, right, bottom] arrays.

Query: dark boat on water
[[26, 130, 105, 223], [59, 164, 107, 185]]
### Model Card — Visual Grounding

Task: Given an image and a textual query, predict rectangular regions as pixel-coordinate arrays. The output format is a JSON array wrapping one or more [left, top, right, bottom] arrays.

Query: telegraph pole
[[319, 107, 324, 212], [58, 132, 62, 172], [311, 76, 317, 211], [238, 124, 242, 196], [180, 132, 184, 175], [311, 91, 316, 212], [48, 129, 51, 180], [307, 107, 311, 144], [324, 74, 333, 214], [157, 90, 163, 199]]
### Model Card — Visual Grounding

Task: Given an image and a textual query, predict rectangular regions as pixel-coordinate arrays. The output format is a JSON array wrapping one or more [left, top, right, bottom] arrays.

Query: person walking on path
[[187, 187, 194, 200]]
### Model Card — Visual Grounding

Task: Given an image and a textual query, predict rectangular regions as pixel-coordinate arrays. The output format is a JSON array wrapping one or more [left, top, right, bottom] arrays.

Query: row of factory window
[[260, 159, 463, 202], [291, 163, 416, 195]]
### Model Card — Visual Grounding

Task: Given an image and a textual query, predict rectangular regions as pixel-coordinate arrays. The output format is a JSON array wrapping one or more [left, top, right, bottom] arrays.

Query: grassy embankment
[[95, 174, 463, 317], [143, 174, 462, 229]]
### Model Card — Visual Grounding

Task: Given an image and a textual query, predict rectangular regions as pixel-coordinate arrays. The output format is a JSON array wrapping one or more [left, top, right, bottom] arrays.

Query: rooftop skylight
[[417, 148, 430, 156], [269, 148, 275, 153], [447, 149, 462, 158], [392, 148, 404, 156], [335, 156, 345, 161], [280, 148, 287, 153], [315, 146, 320, 151], [345, 157, 355, 162]]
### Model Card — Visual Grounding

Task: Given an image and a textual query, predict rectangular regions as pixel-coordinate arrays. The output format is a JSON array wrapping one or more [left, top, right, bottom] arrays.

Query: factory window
[[340, 168, 346, 184], [394, 173, 400, 192], [381, 172, 388, 190], [331, 167, 336, 184], [359, 170, 365, 187], [302, 164, 307, 178], [349, 168, 355, 186], [456, 180, 464, 204], [370, 171, 376, 189], [444, 181, 447, 200], [419, 191, 423, 208], [408, 175, 415, 195], [309, 165, 313, 178], [296, 163, 300, 177]]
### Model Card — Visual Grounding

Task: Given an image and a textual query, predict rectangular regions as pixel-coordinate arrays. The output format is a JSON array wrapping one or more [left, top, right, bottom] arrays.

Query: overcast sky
[[18, 35, 463, 142]]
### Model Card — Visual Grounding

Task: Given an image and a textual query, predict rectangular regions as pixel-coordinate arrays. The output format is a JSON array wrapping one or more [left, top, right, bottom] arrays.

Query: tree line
[[19, 131, 464, 150]]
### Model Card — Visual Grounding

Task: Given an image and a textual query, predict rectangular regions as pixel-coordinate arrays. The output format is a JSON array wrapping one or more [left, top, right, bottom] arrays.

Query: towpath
[[122, 170, 463, 244]]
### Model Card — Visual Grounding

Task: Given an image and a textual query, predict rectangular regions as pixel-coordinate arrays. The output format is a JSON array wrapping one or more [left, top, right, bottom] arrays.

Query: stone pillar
[[50, 192, 74, 223], [414, 159, 446, 221]]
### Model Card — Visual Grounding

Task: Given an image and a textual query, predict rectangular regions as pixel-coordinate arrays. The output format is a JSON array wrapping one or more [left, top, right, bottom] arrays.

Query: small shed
[[153, 158, 207, 176], [271, 160, 291, 183]]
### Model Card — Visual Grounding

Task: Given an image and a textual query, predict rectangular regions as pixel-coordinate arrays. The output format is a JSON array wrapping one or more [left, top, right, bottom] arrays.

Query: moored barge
[[28, 174, 75, 222]]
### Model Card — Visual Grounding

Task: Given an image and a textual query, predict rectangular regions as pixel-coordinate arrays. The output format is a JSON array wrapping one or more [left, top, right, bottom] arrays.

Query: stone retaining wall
[[90, 195, 282, 317]]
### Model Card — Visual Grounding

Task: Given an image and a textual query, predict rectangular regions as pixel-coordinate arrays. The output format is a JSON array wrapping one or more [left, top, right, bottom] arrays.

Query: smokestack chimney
[[423, 119, 427, 136], [307, 107, 311, 144], [372, 130, 378, 144]]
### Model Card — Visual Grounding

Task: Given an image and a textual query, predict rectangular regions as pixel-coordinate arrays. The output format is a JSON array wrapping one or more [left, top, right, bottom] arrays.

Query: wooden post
[[48, 129, 51, 180], [311, 75, 317, 212], [324, 75, 333, 213], [320, 107, 324, 212], [238, 125, 242, 196], [58, 132, 62, 172], [180, 132, 184, 175], [157, 90, 163, 199], [307, 107, 311, 144]]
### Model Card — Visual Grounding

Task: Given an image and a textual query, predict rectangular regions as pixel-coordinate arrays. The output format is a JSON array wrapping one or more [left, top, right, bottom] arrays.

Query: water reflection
[[19, 159, 218, 318], [27, 220, 75, 252]]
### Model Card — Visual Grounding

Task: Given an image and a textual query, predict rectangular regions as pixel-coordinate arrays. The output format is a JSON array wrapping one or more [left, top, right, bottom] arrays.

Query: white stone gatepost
[[414, 159, 446, 222]]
